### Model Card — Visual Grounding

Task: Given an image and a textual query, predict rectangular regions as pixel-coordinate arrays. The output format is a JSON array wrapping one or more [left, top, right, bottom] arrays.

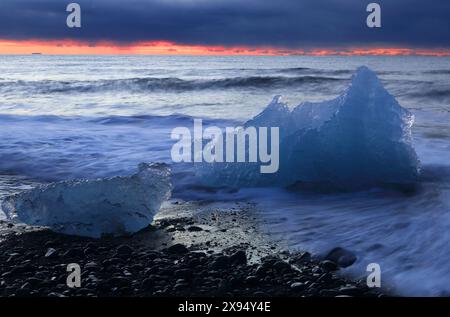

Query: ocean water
[[0, 55, 450, 295]]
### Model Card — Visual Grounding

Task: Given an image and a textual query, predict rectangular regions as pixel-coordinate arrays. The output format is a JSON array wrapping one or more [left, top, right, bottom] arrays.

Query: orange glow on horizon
[[1, 39, 450, 56]]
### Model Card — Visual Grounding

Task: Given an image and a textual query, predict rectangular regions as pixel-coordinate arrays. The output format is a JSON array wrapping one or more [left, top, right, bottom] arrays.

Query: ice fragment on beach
[[200, 66, 420, 189], [1, 163, 172, 238]]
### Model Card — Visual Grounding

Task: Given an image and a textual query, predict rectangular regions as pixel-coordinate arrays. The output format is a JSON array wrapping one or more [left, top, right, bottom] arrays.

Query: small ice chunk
[[1, 163, 172, 238]]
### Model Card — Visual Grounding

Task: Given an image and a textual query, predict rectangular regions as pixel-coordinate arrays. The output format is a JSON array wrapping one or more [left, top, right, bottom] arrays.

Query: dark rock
[[187, 258, 200, 268], [174, 269, 192, 279], [47, 292, 66, 297], [44, 241, 55, 248], [173, 282, 188, 291], [273, 260, 292, 272], [254, 266, 267, 276], [320, 260, 338, 271], [261, 256, 277, 267], [98, 247, 109, 253], [290, 252, 311, 265], [143, 251, 160, 260], [62, 248, 84, 258], [312, 266, 323, 274], [338, 255, 357, 268], [97, 281, 113, 293], [218, 279, 230, 292], [44, 248, 58, 259], [26, 277, 43, 287], [307, 282, 318, 290], [320, 289, 340, 297], [85, 242, 96, 249], [229, 250, 247, 265], [229, 277, 243, 288], [6, 253, 20, 263], [245, 276, 258, 286], [15, 288, 32, 297], [166, 226, 176, 232], [187, 226, 203, 232], [316, 272, 332, 284], [145, 266, 160, 275], [167, 244, 189, 254], [290, 282, 305, 292], [130, 264, 144, 271], [16, 264, 35, 275], [210, 255, 230, 270], [109, 277, 132, 287], [83, 247, 96, 256], [338, 286, 363, 296], [325, 247, 357, 268], [116, 245, 133, 256], [85, 262, 99, 270], [102, 258, 123, 267]]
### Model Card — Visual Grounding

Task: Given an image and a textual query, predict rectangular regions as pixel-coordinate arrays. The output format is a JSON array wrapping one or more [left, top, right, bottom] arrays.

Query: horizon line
[[1, 40, 450, 57]]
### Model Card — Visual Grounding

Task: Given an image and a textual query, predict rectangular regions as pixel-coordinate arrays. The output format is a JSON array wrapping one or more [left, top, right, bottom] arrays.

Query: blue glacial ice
[[1, 163, 172, 238], [198, 66, 420, 189]]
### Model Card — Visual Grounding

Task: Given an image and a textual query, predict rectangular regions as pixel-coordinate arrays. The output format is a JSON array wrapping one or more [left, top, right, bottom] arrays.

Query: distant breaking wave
[[423, 69, 450, 75], [409, 89, 450, 100], [0, 75, 345, 94]]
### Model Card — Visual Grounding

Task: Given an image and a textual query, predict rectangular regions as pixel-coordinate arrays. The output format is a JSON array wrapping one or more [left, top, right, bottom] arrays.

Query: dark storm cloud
[[0, 0, 449, 48]]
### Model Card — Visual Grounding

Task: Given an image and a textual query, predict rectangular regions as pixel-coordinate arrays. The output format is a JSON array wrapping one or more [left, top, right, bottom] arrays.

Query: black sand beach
[[0, 201, 383, 297]]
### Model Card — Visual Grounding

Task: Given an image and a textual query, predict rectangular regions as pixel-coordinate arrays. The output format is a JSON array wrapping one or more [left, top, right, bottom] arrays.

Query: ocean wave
[[88, 113, 237, 127], [278, 68, 353, 76], [0, 75, 345, 94], [409, 89, 450, 100], [0, 112, 236, 182], [0, 112, 236, 128], [213, 67, 353, 76], [423, 70, 450, 75]]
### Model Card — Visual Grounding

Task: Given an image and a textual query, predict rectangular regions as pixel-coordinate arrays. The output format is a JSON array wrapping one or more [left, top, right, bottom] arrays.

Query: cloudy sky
[[1, 0, 449, 54]]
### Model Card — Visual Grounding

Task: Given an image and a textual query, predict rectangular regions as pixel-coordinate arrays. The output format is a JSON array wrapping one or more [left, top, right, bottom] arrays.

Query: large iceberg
[[198, 66, 420, 190], [1, 163, 172, 238]]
